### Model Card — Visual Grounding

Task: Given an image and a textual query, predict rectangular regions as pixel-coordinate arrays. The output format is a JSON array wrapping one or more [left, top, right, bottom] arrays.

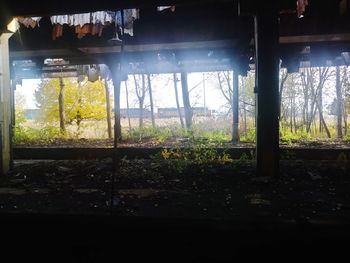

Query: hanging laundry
[[51, 11, 117, 40], [52, 24, 63, 40], [17, 17, 42, 28], [51, 15, 70, 40], [297, 0, 309, 18], [157, 6, 176, 12], [75, 24, 90, 39], [116, 9, 139, 36], [51, 15, 70, 25], [91, 11, 114, 25]]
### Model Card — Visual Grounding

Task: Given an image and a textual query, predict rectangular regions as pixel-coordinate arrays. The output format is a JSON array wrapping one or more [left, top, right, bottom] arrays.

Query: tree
[[104, 79, 112, 139], [58, 78, 66, 133], [300, 66, 332, 137], [181, 72, 193, 129], [217, 71, 233, 113], [35, 78, 108, 133], [14, 90, 26, 125], [336, 66, 343, 138], [239, 71, 256, 135], [279, 68, 289, 120], [133, 74, 147, 129], [124, 80, 132, 131], [173, 73, 185, 128], [147, 74, 156, 128]]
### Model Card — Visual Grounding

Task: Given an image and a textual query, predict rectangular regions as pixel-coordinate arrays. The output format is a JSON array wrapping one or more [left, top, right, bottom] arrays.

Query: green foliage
[[122, 125, 232, 146], [157, 145, 233, 173], [193, 129, 230, 145], [123, 127, 173, 143], [343, 135, 350, 143], [337, 152, 348, 162], [240, 128, 256, 143], [280, 128, 313, 145], [14, 125, 66, 145]]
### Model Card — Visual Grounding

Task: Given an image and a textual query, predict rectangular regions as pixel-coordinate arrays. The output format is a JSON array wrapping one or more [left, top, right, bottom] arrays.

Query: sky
[[15, 72, 231, 112]]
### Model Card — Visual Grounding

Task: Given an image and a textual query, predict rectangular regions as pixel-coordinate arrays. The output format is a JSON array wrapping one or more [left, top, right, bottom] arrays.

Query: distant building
[[24, 109, 40, 120], [157, 107, 211, 118], [116, 108, 152, 118]]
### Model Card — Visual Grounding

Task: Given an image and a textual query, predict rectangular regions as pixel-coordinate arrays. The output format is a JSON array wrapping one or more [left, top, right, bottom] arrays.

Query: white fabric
[[91, 11, 114, 25], [51, 15, 70, 25], [71, 13, 91, 27], [157, 6, 172, 11]]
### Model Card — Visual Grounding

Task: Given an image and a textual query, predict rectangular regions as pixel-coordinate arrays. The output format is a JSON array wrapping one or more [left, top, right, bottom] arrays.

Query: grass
[[13, 117, 350, 147]]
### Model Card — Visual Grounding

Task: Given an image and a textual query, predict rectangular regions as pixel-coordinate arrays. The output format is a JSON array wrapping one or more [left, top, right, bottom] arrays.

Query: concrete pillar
[[0, 33, 13, 176], [254, 11, 280, 177]]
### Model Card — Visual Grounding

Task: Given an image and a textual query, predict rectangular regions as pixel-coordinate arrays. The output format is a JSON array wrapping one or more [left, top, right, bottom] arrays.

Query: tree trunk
[[336, 66, 343, 138], [58, 77, 66, 133], [315, 98, 331, 138], [147, 74, 156, 128], [173, 73, 184, 128], [232, 70, 239, 142], [279, 69, 288, 120], [293, 96, 297, 133], [125, 81, 132, 131], [104, 79, 112, 139], [180, 72, 193, 129], [319, 84, 323, 134], [290, 97, 293, 133], [139, 75, 145, 129], [344, 106, 348, 136], [76, 81, 82, 134]]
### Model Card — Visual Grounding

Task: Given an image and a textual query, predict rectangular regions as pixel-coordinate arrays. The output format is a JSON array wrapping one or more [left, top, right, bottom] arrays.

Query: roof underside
[[4, 0, 350, 78]]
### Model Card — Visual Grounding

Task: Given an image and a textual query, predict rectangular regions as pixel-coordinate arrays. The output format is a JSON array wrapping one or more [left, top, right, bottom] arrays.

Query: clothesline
[[14, 2, 309, 40], [15, 9, 140, 40], [15, 6, 176, 40]]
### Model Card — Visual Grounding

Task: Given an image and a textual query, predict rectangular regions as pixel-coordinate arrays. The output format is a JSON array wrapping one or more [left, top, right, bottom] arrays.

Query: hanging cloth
[[51, 15, 70, 40], [17, 17, 42, 28], [297, 0, 309, 18], [157, 6, 176, 12], [116, 9, 139, 36]]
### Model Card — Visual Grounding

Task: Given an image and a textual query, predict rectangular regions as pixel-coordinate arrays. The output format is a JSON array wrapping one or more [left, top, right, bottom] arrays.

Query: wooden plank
[[280, 33, 350, 44], [12, 147, 350, 161]]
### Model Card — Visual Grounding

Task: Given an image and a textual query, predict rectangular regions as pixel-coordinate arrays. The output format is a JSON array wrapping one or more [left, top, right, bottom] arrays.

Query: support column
[[254, 11, 280, 177], [109, 64, 122, 146], [232, 69, 239, 143], [0, 33, 13, 176]]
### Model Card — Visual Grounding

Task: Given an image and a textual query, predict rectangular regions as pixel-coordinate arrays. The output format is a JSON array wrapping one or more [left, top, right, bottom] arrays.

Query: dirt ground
[[0, 158, 349, 222]]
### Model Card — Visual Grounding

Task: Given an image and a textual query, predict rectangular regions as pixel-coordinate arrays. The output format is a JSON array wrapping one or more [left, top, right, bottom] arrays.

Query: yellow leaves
[[161, 149, 172, 160], [35, 78, 109, 126]]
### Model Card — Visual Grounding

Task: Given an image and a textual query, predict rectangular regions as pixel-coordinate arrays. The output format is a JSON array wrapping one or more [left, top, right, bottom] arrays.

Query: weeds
[[14, 125, 68, 145], [158, 146, 233, 173]]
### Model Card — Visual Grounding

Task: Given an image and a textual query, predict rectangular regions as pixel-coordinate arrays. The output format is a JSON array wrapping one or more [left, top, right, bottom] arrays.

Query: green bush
[[14, 124, 66, 144], [159, 146, 233, 173], [343, 135, 350, 143], [123, 127, 174, 143], [280, 128, 313, 145], [240, 128, 256, 143]]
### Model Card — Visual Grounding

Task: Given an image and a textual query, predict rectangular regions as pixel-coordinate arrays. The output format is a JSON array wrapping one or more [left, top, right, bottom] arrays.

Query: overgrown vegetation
[[13, 66, 350, 147], [155, 145, 234, 173]]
